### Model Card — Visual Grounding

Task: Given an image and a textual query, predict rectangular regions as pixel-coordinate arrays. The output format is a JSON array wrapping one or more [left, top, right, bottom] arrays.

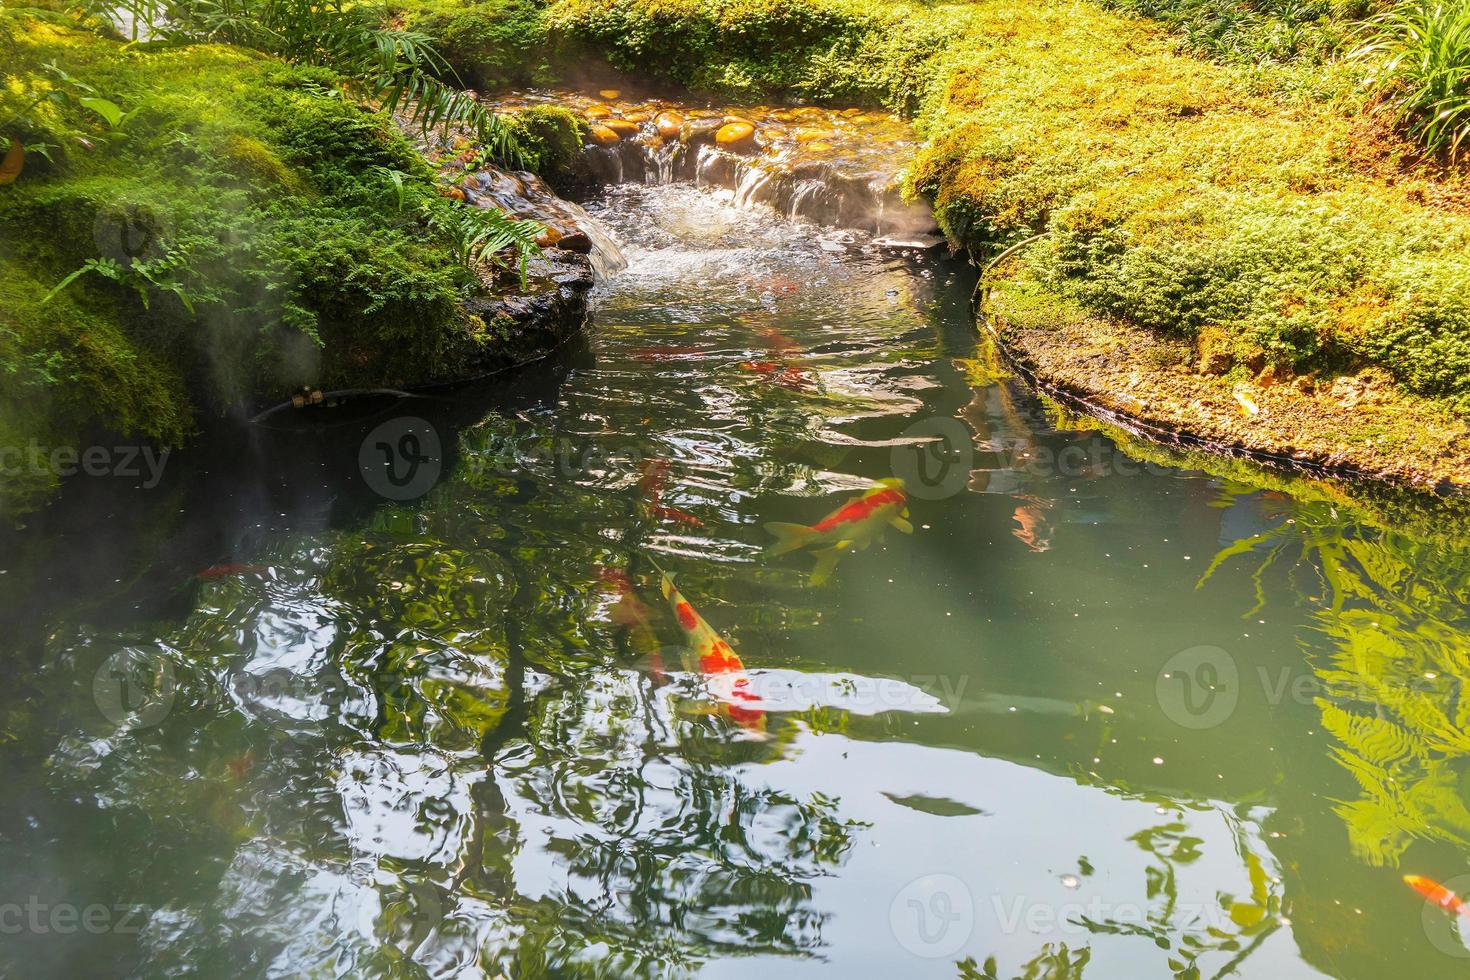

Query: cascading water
[[487, 90, 947, 246]]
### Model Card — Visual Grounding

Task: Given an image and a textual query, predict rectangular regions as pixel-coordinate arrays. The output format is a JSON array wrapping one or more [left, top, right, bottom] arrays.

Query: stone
[[587, 124, 621, 146], [598, 88, 621, 100], [1195, 328, 1233, 376], [584, 104, 613, 120], [556, 230, 593, 254], [535, 226, 563, 249], [655, 111, 685, 140], [603, 118, 640, 138], [715, 122, 757, 152]]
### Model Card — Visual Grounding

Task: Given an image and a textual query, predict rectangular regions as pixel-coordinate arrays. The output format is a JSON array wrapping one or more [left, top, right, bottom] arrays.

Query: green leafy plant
[[428, 202, 543, 287], [1352, 0, 1470, 158], [91, 0, 524, 164]]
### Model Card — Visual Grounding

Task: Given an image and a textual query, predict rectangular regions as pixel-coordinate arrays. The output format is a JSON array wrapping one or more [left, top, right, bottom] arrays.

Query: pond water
[[3, 177, 1470, 979]]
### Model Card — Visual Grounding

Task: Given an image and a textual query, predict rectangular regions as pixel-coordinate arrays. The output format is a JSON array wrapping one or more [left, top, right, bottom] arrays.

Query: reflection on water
[[3, 181, 1470, 977]]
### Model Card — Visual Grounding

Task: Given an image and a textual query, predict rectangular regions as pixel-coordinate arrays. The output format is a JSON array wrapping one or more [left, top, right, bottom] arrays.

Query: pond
[[3, 173, 1470, 978]]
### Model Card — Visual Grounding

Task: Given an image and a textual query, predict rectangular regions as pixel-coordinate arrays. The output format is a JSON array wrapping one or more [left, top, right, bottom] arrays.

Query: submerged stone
[[588, 124, 621, 146], [656, 111, 685, 140], [716, 122, 757, 152]]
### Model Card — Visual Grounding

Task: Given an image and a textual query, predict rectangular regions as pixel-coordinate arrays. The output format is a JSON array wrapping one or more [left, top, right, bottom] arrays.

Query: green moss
[[394, 0, 551, 91], [0, 10, 515, 515], [505, 104, 585, 178], [544, 0, 951, 108]]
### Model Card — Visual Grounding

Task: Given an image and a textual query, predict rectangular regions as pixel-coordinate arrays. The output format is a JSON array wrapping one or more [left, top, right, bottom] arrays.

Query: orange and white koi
[[765, 478, 912, 583], [660, 572, 764, 728], [1405, 875, 1470, 919]]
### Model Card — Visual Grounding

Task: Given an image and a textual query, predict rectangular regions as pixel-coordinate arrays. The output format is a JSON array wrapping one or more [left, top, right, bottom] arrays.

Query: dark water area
[[3, 180, 1470, 978]]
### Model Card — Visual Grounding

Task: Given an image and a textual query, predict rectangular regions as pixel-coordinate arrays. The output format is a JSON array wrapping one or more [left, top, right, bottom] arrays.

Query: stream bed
[[3, 152, 1470, 978]]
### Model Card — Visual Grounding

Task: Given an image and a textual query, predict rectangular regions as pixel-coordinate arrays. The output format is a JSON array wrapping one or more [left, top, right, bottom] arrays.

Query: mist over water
[[2, 174, 1470, 977]]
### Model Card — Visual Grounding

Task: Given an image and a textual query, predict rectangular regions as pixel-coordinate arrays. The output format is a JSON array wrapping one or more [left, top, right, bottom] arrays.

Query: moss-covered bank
[[529, 0, 1470, 487], [0, 7, 586, 514]]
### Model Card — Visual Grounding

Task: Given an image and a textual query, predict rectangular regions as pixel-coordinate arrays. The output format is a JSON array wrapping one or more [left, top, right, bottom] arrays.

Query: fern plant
[[80, 0, 523, 165], [429, 203, 544, 289]]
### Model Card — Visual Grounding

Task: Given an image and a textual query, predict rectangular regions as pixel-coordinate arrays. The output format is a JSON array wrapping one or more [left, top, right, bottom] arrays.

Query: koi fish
[[740, 360, 814, 390], [1405, 875, 1470, 919], [636, 458, 705, 528], [740, 360, 781, 374], [756, 326, 801, 354], [1011, 497, 1053, 553], [651, 504, 706, 528], [197, 563, 268, 580], [765, 478, 912, 584], [660, 572, 764, 728], [771, 365, 814, 390], [599, 567, 666, 682]]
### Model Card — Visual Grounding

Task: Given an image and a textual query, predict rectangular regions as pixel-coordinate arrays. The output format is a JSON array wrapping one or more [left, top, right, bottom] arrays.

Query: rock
[[716, 122, 757, 152], [722, 114, 755, 126], [1292, 376, 1316, 395], [535, 226, 563, 249], [598, 88, 621, 100], [587, 124, 621, 146], [603, 118, 640, 139], [556, 230, 593, 254], [1195, 328, 1233, 376], [584, 104, 613, 120], [1257, 363, 1284, 388], [1242, 350, 1266, 373], [623, 112, 650, 123], [684, 117, 723, 145], [655, 110, 684, 140]]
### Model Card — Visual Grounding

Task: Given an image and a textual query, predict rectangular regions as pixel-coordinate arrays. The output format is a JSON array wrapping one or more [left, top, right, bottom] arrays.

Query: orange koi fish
[[765, 478, 912, 584], [739, 360, 781, 374], [651, 504, 706, 528], [740, 360, 814, 390], [755, 326, 801, 354], [1011, 496, 1054, 553], [197, 563, 268, 580], [660, 572, 764, 728], [638, 458, 705, 528], [1405, 875, 1470, 919]]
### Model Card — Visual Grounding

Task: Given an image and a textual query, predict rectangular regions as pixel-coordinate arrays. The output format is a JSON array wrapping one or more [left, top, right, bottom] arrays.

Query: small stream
[[2, 100, 1470, 979]]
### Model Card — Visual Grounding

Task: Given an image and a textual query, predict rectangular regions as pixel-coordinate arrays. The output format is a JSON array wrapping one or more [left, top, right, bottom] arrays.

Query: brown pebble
[[587, 124, 620, 146], [656, 111, 685, 140], [716, 122, 757, 152]]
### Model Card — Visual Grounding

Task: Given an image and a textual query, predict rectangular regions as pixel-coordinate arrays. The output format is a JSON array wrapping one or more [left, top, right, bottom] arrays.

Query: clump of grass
[[1352, 0, 1470, 158]]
